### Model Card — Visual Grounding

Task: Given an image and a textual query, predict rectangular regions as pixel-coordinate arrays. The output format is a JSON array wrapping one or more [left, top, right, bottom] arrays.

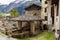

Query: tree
[[9, 8, 19, 17], [0, 12, 3, 17]]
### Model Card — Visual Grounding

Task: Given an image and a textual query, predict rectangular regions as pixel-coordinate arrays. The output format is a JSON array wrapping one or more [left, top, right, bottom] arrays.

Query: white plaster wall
[[54, 1, 60, 38], [54, 5, 59, 30], [41, 0, 45, 19], [41, 8, 45, 19], [59, 0, 60, 30], [41, 0, 48, 19], [47, 0, 52, 25], [42, 4, 48, 8]]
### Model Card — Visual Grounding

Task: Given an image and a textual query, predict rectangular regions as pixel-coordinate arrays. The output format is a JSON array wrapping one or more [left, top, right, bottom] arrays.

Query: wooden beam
[[30, 21, 36, 34], [18, 21, 22, 30]]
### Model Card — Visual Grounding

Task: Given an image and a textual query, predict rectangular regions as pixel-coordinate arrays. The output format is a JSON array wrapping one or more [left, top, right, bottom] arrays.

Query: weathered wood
[[12, 31, 29, 38], [30, 21, 36, 34], [18, 21, 22, 30]]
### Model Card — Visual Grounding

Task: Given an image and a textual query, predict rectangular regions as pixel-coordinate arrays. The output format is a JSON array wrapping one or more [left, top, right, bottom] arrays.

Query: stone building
[[46, 0, 58, 29], [45, 0, 60, 39], [24, 0, 48, 26], [25, 4, 41, 17], [39, 0, 48, 29], [24, 4, 41, 26]]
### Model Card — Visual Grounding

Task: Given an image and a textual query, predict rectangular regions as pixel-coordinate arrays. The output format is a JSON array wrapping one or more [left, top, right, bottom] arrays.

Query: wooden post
[[30, 21, 35, 34], [18, 21, 22, 30], [40, 20, 43, 31]]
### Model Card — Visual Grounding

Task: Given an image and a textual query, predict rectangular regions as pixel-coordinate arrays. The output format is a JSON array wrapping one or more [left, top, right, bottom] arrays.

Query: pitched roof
[[25, 4, 41, 10]]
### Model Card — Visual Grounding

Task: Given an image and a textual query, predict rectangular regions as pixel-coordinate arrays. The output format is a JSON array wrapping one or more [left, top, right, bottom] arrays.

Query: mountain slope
[[0, 0, 41, 14]]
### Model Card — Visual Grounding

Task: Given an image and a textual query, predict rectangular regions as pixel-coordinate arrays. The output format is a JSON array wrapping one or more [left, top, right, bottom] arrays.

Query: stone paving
[[0, 32, 17, 40]]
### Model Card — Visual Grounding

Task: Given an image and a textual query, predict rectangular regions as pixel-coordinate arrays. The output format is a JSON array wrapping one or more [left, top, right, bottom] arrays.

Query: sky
[[0, 0, 16, 5], [0, 0, 32, 5]]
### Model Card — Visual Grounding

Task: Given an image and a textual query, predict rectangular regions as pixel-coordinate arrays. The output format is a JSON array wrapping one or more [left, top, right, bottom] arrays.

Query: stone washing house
[[10, 3, 42, 31]]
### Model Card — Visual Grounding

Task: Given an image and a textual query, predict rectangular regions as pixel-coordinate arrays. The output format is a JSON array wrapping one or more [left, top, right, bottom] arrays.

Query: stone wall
[[25, 10, 41, 18]]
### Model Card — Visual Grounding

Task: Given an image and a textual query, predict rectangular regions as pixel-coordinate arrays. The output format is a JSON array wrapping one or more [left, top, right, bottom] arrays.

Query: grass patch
[[36, 32, 54, 40], [17, 32, 54, 40]]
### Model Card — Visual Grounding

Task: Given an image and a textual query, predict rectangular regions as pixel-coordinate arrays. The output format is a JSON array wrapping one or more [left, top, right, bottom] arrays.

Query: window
[[45, 1, 48, 4], [45, 16, 47, 20], [45, 8, 47, 12], [13, 24, 16, 27], [33, 13, 37, 16], [40, 0, 42, 2]]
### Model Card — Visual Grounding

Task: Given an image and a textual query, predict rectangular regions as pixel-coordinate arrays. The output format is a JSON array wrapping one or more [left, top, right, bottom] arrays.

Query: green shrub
[[9, 8, 19, 17]]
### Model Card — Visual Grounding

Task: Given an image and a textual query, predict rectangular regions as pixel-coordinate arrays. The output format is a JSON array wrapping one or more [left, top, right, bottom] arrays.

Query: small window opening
[[45, 8, 47, 12], [45, 1, 48, 4], [40, 0, 42, 2], [45, 16, 47, 20], [33, 13, 37, 16]]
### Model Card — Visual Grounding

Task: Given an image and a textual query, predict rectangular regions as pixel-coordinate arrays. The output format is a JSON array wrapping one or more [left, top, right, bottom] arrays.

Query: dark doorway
[[51, 5, 54, 24]]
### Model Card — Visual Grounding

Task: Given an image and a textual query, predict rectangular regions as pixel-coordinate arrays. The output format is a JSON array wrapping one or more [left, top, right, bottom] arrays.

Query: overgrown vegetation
[[0, 8, 19, 17]]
